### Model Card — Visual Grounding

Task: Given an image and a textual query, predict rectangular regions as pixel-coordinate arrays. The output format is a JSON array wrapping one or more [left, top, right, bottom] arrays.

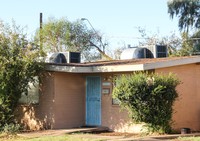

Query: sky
[[0, 0, 179, 50]]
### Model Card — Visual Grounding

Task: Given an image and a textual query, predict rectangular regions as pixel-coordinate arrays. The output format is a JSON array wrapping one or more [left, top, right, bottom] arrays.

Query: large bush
[[0, 21, 44, 130], [112, 72, 180, 133]]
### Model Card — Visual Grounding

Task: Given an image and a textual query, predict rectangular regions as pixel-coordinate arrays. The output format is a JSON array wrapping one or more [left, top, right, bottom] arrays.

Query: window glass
[[19, 77, 39, 104], [112, 98, 120, 105]]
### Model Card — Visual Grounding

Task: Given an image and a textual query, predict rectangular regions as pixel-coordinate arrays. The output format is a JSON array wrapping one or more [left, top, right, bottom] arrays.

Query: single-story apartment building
[[16, 56, 200, 133]]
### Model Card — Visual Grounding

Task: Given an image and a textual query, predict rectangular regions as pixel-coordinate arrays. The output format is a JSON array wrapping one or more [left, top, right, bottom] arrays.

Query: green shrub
[[112, 72, 180, 133], [0, 21, 44, 129], [1, 123, 21, 134]]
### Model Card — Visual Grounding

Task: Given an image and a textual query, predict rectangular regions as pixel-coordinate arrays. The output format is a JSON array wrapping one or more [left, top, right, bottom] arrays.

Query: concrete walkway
[[17, 127, 200, 141]]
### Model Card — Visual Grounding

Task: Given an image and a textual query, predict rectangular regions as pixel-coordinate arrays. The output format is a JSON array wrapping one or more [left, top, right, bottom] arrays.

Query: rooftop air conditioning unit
[[47, 52, 81, 63], [48, 52, 67, 63], [62, 52, 81, 63], [143, 45, 168, 58], [120, 47, 154, 60]]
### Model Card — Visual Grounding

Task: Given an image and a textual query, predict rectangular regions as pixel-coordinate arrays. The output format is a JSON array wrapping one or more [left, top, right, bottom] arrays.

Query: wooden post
[[40, 13, 43, 29], [40, 13, 43, 53]]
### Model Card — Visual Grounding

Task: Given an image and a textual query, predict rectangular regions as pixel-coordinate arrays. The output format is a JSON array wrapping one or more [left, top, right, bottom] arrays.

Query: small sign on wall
[[102, 88, 110, 95], [102, 82, 111, 86]]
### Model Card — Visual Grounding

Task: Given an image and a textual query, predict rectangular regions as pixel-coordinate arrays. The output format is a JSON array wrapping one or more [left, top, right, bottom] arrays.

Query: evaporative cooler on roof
[[145, 45, 168, 58], [49, 53, 67, 63], [120, 45, 167, 60], [68, 52, 81, 63], [48, 52, 81, 63]]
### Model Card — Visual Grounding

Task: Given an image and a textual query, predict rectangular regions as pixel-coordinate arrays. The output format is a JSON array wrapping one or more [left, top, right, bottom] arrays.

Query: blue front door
[[86, 76, 101, 126]]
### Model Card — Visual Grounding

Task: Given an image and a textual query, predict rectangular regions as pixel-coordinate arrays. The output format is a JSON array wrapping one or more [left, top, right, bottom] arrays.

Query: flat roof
[[46, 56, 200, 73]]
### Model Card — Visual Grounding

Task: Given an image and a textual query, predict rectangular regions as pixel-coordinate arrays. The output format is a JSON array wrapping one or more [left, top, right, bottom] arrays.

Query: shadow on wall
[[15, 72, 55, 130], [15, 106, 39, 130], [15, 105, 55, 130]]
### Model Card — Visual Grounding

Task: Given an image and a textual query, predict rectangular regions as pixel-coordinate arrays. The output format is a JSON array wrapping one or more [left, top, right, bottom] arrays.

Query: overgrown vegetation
[[112, 72, 180, 133], [0, 21, 44, 132]]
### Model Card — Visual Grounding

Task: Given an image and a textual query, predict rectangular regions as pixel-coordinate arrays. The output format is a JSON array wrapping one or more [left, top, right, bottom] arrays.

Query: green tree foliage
[[136, 27, 200, 56], [173, 32, 195, 56], [0, 21, 44, 129], [167, 0, 200, 56], [35, 17, 93, 52], [112, 72, 180, 133], [190, 30, 200, 54], [35, 17, 112, 61], [169, 31, 200, 56], [136, 27, 182, 56], [167, 0, 200, 32]]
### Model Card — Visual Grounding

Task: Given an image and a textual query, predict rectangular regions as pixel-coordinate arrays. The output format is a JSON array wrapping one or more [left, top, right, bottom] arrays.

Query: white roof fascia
[[91, 64, 144, 72], [46, 64, 144, 73], [144, 57, 200, 70], [46, 57, 200, 73], [46, 65, 91, 73]]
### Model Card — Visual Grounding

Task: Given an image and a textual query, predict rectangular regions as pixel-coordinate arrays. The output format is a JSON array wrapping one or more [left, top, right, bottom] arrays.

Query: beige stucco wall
[[17, 72, 85, 130], [101, 64, 200, 132], [155, 63, 200, 132], [17, 63, 200, 132], [16, 72, 56, 130], [53, 72, 85, 129]]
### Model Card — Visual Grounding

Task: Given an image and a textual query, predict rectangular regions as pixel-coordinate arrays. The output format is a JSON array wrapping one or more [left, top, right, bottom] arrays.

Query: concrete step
[[78, 126, 109, 133]]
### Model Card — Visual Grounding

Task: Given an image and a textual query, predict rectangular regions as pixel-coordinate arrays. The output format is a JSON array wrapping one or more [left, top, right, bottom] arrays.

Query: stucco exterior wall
[[53, 72, 85, 129], [16, 72, 56, 130], [17, 63, 200, 132], [17, 72, 85, 130], [101, 73, 144, 133], [101, 64, 200, 132], [155, 63, 200, 132]]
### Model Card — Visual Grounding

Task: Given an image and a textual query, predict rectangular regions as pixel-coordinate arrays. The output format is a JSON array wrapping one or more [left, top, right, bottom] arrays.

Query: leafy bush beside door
[[112, 72, 180, 133]]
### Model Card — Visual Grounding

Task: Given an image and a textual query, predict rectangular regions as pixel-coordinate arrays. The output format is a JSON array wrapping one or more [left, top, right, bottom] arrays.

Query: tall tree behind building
[[34, 17, 108, 61], [167, 0, 200, 32]]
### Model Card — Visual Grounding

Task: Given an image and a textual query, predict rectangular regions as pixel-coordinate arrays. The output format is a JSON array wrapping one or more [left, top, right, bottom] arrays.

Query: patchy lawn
[[2, 131, 200, 141], [0, 133, 107, 141], [173, 136, 200, 141]]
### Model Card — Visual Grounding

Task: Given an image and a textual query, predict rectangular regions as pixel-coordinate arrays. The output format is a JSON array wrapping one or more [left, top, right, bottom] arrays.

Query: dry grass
[[0, 133, 106, 141]]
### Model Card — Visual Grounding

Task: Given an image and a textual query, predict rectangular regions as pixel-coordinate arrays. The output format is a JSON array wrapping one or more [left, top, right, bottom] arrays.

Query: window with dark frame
[[112, 98, 120, 105], [18, 77, 39, 104]]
